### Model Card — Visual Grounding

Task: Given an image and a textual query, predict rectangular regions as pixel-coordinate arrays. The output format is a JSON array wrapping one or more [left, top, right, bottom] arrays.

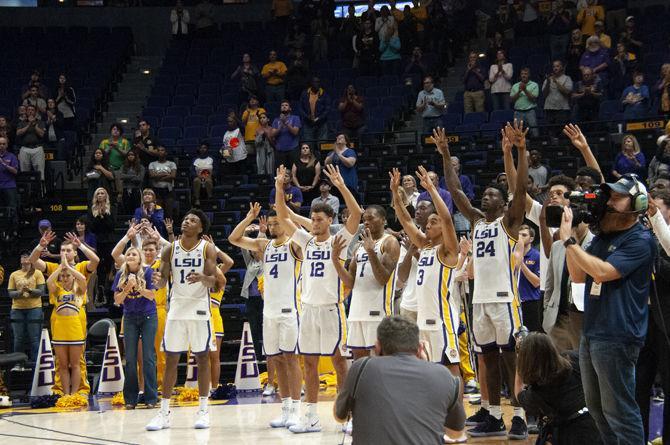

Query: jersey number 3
[[475, 241, 496, 258]]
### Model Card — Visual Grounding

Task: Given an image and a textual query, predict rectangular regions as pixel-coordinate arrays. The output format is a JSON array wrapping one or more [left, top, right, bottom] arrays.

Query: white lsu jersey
[[348, 234, 396, 322], [292, 227, 354, 306], [263, 239, 301, 318], [472, 217, 518, 304], [415, 245, 458, 333], [168, 238, 211, 320]]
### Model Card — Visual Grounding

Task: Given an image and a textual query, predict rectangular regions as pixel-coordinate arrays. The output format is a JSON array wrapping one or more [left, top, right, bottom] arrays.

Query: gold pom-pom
[[111, 392, 125, 406], [175, 387, 199, 402], [257, 275, 264, 296], [259, 371, 269, 386], [55, 393, 89, 409]]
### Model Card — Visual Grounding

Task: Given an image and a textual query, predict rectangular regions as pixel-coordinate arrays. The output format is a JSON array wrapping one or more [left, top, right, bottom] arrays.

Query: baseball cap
[[601, 174, 647, 196], [38, 219, 51, 228]]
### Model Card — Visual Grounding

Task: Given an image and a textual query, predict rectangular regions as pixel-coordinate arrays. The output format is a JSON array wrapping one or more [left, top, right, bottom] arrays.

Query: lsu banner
[[31, 329, 55, 397], [97, 326, 124, 394], [234, 322, 261, 391]]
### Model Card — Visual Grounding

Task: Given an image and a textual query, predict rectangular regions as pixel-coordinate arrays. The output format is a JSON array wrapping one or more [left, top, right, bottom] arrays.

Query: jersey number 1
[[475, 241, 496, 258]]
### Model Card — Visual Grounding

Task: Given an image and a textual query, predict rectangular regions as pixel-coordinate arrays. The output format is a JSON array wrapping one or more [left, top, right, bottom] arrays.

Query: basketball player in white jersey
[[274, 164, 362, 434], [438, 122, 529, 439], [228, 203, 304, 428], [331, 204, 400, 360], [146, 209, 219, 431]]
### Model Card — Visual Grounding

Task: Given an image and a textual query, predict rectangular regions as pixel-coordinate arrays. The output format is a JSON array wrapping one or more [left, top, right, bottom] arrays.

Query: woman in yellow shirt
[[46, 255, 87, 395], [8, 251, 46, 364]]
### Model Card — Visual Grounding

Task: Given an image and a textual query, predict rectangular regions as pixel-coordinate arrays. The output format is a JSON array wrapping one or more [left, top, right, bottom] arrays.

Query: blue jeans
[[10, 307, 43, 362], [491, 93, 510, 111], [123, 312, 158, 405], [302, 121, 328, 145], [514, 109, 538, 137], [579, 337, 644, 445], [265, 84, 285, 103], [422, 116, 441, 135], [453, 211, 471, 234]]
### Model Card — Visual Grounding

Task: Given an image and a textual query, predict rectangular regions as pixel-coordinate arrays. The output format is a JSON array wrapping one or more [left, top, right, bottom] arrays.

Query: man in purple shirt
[[515, 225, 541, 332], [0, 136, 19, 221], [579, 36, 610, 83], [271, 100, 301, 171], [417, 170, 453, 214]]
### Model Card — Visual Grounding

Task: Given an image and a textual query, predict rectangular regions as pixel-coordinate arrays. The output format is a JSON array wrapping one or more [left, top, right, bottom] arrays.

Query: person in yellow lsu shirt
[[31, 230, 99, 396]]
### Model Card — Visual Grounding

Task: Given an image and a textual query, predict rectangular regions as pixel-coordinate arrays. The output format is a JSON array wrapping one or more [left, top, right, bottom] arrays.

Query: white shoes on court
[[145, 410, 210, 431]]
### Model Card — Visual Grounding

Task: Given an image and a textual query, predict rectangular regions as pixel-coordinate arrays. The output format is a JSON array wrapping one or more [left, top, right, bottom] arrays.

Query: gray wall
[[0, 3, 272, 56]]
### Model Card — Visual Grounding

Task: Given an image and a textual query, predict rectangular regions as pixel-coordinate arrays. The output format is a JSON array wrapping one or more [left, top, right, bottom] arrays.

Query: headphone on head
[[622, 173, 649, 213]]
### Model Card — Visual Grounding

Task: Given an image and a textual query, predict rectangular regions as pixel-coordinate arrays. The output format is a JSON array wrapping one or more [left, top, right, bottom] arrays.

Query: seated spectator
[[241, 96, 266, 146], [0, 116, 14, 147], [338, 5, 359, 58], [269, 169, 302, 212], [22, 85, 47, 117], [621, 71, 649, 120], [566, 29, 586, 81], [310, 9, 330, 62], [271, 100, 301, 169], [648, 137, 670, 186], [656, 64, 670, 115], [379, 23, 402, 75], [542, 60, 573, 132], [514, 225, 541, 332], [338, 85, 365, 141], [510, 67, 540, 137], [55, 74, 76, 131], [284, 21, 307, 58], [0, 136, 19, 219], [134, 189, 165, 231], [292, 143, 321, 204], [16, 105, 46, 181], [192, 143, 214, 206], [611, 42, 638, 96], [402, 174, 420, 208], [119, 150, 145, 215], [547, 1, 572, 61], [261, 50, 287, 103], [579, 36, 610, 85], [324, 133, 358, 193], [576, 0, 604, 36], [74, 215, 97, 258], [403, 46, 428, 87], [44, 99, 64, 151], [299, 77, 330, 145], [84, 148, 114, 203], [220, 114, 248, 176], [489, 50, 513, 111], [463, 52, 486, 114], [100, 124, 130, 202], [285, 48, 310, 101], [620, 15, 643, 55], [148, 146, 176, 219], [334, 316, 466, 445], [311, 180, 340, 222], [612, 134, 646, 180], [528, 150, 549, 187], [417, 170, 453, 213], [21, 70, 49, 102], [354, 19, 380, 76], [572, 67, 603, 122], [255, 112, 275, 175], [485, 32, 509, 65], [231, 54, 261, 104], [7, 250, 46, 364], [170, 0, 190, 38], [416, 76, 445, 134], [133, 119, 159, 168], [375, 5, 396, 39], [516, 333, 603, 445]]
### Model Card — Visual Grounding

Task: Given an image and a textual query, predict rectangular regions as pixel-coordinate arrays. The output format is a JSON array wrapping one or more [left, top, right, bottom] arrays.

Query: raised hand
[[504, 118, 529, 149], [275, 165, 287, 190], [459, 236, 472, 256], [126, 221, 139, 239], [246, 202, 261, 220], [60, 251, 68, 265], [185, 271, 207, 284], [323, 164, 345, 189], [389, 168, 401, 193], [512, 237, 525, 268], [558, 205, 574, 242], [202, 234, 215, 244], [563, 123, 589, 152], [415, 165, 435, 192], [258, 215, 268, 234], [647, 194, 657, 217], [152, 271, 162, 288], [360, 228, 376, 254], [331, 235, 348, 260], [40, 229, 56, 248], [430, 127, 450, 156], [64, 232, 81, 247], [164, 218, 174, 234], [500, 128, 512, 156]]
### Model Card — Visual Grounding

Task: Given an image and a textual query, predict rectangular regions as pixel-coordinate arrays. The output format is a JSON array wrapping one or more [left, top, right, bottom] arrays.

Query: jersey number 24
[[475, 241, 496, 258]]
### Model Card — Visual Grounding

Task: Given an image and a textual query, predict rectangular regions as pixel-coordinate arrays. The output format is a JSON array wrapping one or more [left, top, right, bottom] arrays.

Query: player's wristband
[[563, 237, 577, 248]]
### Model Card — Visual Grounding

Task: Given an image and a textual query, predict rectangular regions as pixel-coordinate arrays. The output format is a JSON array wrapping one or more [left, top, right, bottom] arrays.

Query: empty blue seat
[[158, 126, 182, 140], [366, 86, 389, 97], [184, 115, 207, 127], [165, 105, 189, 117], [441, 113, 462, 131], [183, 125, 208, 139], [490, 109, 514, 124], [175, 84, 197, 96], [161, 115, 183, 127], [479, 122, 503, 138], [141, 116, 160, 129], [208, 114, 228, 126], [192, 105, 212, 116], [143, 106, 165, 117], [147, 96, 170, 108], [599, 100, 621, 120], [210, 124, 228, 138], [173, 95, 195, 107], [463, 112, 488, 126]]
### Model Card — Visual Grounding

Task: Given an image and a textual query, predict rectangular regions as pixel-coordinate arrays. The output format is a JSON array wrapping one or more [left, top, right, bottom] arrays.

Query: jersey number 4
[[269, 264, 279, 279], [475, 241, 496, 258], [309, 262, 325, 277]]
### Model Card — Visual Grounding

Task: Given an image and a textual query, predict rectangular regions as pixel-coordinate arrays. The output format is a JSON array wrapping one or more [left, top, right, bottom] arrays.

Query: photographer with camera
[[559, 173, 656, 444]]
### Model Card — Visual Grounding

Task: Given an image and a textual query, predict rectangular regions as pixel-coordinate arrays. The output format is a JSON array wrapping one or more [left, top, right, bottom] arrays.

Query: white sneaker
[[194, 409, 210, 429], [286, 412, 300, 428], [269, 408, 289, 428], [288, 414, 322, 433], [146, 411, 171, 431], [262, 384, 276, 397], [343, 419, 353, 435]]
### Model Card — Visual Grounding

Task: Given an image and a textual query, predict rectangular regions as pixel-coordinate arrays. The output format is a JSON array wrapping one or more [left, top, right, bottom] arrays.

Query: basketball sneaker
[[465, 407, 489, 426], [464, 379, 478, 394], [286, 407, 300, 428], [342, 419, 353, 435], [288, 413, 322, 433], [467, 414, 506, 437], [262, 384, 276, 397], [146, 411, 171, 431], [194, 409, 210, 429], [508, 416, 528, 440], [269, 406, 289, 428]]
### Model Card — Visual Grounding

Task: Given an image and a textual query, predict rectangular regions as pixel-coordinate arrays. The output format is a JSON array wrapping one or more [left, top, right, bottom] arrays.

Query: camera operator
[[638, 189, 670, 445], [559, 174, 656, 444], [334, 316, 465, 445]]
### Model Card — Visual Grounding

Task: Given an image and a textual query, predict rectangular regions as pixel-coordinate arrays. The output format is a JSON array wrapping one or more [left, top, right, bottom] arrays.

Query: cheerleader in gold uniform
[[46, 255, 88, 395]]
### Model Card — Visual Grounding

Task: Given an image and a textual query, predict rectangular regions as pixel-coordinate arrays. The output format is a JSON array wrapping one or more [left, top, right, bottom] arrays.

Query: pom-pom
[[55, 393, 89, 409], [111, 392, 125, 406], [175, 387, 199, 402], [210, 383, 236, 400], [257, 275, 264, 296], [31, 394, 61, 409]]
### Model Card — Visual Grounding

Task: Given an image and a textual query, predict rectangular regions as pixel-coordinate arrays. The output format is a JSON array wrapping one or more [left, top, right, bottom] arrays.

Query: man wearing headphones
[[558, 174, 656, 445]]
